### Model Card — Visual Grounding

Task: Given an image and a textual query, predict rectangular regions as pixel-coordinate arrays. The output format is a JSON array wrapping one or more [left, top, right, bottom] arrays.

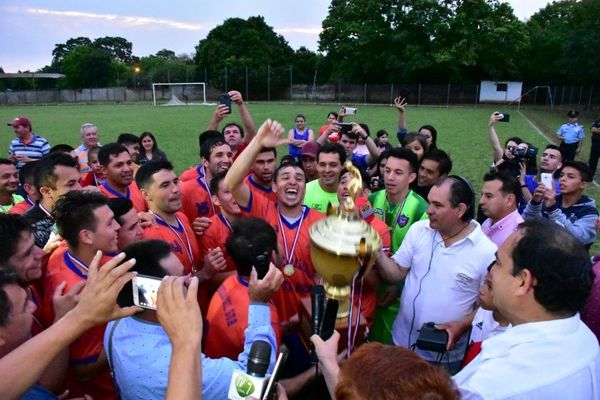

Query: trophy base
[[299, 296, 367, 354]]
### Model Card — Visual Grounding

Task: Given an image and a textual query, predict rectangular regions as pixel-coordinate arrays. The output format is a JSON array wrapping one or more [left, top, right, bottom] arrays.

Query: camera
[[511, 145, 538, 162], [416, 322, 448, 353]]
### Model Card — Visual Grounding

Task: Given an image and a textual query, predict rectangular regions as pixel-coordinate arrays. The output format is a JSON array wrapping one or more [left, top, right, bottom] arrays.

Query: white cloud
[[275, 27, 322, 35], [26, 8, 208, 31]]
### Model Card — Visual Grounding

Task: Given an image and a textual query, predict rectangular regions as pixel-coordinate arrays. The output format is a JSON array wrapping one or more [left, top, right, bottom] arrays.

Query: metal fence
[[1, 81, 598, 110]]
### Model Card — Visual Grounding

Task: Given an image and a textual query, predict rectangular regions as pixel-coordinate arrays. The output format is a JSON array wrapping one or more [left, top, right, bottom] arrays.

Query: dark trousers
[[560, 141, 579, 162], [589, 141, 600, 177]]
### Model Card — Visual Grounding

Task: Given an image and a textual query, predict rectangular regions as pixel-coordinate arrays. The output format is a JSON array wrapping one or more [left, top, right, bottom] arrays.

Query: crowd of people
[[1, 91, 599, 400]]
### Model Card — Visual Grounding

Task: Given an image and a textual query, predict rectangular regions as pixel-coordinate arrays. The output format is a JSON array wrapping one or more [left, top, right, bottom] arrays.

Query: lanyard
[[39, 203, 53, 218], [277, 206, 306, 265], [195, 176, 217, 216], [218, 212, 233, 232], [155, 214, 194, 266]]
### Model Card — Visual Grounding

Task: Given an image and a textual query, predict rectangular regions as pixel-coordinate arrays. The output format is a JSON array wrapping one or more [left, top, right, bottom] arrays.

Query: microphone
[[228, 340, 272, 400], [311, 285, 325, 363]]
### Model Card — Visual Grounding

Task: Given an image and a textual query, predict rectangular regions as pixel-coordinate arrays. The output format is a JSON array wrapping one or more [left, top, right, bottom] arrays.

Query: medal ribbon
[[277, 206, 306, 266]]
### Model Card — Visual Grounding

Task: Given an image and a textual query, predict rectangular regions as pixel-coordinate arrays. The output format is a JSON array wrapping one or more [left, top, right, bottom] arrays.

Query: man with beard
[[411, 149, 453, 201], [98, 143, 146, 212], [181, 137, 232, 222], [225, 119, 325, 324], [136, 161, 200, 276], [244, 147, 277, 201]]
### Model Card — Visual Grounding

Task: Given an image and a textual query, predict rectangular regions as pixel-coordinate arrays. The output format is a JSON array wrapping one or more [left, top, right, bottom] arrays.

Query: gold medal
[[284, 264, 295, 276]]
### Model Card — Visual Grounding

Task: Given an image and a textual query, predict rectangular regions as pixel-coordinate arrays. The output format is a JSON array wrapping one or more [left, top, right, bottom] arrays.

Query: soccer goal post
[[151, 82, 207, 106]]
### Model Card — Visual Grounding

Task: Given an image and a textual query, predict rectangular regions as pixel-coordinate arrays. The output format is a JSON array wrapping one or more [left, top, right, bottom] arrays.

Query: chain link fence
[[2, 64, 599, 109]]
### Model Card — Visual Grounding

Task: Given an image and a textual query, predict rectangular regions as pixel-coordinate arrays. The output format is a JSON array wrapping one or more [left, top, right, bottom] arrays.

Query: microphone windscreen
[[247, 340, 272, 377]]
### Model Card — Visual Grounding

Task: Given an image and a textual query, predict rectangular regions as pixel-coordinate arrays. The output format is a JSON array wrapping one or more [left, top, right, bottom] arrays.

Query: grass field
[[2, 102, 600, 203]]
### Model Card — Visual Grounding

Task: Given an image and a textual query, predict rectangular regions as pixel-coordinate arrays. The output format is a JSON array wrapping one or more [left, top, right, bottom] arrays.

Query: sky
[[0, 0, 553, 73]]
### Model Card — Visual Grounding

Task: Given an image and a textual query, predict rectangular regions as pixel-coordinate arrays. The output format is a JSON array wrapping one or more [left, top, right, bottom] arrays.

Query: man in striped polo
[[7, 117, 50, 170]]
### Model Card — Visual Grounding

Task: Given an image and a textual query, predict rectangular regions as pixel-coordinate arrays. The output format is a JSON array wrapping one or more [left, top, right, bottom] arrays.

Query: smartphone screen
[[132, 274, 162, 310]]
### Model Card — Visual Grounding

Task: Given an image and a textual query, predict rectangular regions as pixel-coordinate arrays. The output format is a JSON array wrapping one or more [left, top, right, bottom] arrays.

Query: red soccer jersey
[[98, 181, 147, 212], [197, 212, 237, 296], [142, 212, 200, 275], [80, 171, 103, 187], [241, 191, 325, 322], [43, 249, 117, 399], [8, 198, 34, 215], [244, 174, 277, 202], [180, 175, 217, 222], [204, 274, 281, 360], [180, 164, 204, 183]]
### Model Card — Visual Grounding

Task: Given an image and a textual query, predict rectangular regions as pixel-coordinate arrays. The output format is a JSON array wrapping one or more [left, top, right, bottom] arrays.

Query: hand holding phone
[[132, 274, 162, 310], [219, 93, 232, 114], [540, 173, 553, 190]]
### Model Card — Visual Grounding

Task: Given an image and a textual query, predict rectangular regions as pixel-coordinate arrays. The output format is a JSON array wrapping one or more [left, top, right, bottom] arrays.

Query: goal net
[[152, 82, 208, 106]]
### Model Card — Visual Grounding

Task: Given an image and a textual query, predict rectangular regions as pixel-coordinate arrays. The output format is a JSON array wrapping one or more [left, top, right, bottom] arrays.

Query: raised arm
[[157, 276, 203, 400], [229, 90, 256, 142], [224, 119, 286, 208], [394, 96, 408, 143], [353, 123, 381, 165], [0, 252, 139, 400], [488, 112, 505, 163], [208, 104, 229, 131]]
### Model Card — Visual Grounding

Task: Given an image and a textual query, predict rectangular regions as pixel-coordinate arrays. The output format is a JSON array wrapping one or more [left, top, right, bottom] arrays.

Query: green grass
[[2, 102, 599, 251]]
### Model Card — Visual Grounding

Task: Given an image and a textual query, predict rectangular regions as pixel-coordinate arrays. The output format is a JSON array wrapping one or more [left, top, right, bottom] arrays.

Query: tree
[[51, 37, 92, 67], [194, 16, 294, 92], [437, 0, 529, 82], [522, 0, 578, 84], [62, 46, 117, 88], [319, 0, 395, 82], [93, 36, 134, 64]]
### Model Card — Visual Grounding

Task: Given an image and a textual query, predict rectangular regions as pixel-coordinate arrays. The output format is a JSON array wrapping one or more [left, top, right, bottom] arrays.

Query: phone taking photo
[[219, 93, 232, 114], [132, 274, 162, 310], [540, 173, 553, 190], [498, 112, 510, 122]]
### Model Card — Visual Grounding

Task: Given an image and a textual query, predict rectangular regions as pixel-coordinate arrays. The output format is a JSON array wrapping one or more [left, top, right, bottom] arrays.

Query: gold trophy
[[309, 162, 381, 319]]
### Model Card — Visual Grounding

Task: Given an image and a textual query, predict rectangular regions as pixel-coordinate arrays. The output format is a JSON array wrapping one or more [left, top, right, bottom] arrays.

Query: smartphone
[[498, 112, 510, 122], [218, 93, 232, 114], [261, 345, 289, 400], [337, 122, 353, 135], [343, 107, 358, 115], [541, 173, 553, 190], [318, 299, 339, 341], [132, 274, 162, 310], [254, 253, 270, 280]]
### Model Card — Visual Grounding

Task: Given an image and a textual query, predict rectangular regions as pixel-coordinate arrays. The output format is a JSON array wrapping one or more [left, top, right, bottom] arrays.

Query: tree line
[[2, 0, 598, 91]]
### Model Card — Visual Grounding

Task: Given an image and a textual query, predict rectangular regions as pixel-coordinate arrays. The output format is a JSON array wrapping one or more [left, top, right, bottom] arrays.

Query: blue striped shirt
[[9, 133, 50, 169]]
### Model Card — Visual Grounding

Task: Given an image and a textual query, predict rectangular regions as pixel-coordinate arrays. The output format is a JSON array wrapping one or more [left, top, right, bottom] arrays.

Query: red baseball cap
[[301, 141, 320, 158], [7, 116, 31, 129]]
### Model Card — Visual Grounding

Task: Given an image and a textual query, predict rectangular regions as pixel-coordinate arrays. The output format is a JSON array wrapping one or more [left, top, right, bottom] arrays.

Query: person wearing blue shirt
[[557, 109, 585, 161], [105, 239, 282, 400]]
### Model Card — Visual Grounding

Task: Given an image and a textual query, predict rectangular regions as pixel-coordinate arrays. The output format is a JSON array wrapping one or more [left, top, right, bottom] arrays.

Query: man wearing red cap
[[301, 141, 320, 182], [7, 117, 50, 169]]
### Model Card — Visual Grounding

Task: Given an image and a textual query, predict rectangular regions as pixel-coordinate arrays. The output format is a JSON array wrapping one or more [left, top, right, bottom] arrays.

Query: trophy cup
[[309, 162, 381, 319]]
